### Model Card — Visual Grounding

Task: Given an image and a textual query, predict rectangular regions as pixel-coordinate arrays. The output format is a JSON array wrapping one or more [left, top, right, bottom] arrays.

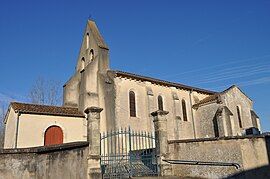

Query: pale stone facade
[[4, 20, 261, 148], [64, 20, 261, 141]]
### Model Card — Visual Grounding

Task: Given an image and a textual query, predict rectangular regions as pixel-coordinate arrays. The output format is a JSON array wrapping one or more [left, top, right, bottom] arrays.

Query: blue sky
[[0, 0, 269, 131]]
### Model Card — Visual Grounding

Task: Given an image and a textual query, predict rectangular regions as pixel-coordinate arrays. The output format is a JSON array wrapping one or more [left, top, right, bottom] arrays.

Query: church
[[3, 20, 261, 149]]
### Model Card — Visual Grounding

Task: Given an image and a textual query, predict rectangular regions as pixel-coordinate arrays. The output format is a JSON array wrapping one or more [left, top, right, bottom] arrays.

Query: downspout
[[189, 90, 196, 139], [14, 112, 21, 149]]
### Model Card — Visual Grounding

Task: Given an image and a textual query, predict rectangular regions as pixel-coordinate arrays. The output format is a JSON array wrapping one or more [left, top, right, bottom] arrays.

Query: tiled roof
[[10, 102, 85, 118], [193, 94, 220, 108], [110, 70, 216, 95], [193, 85, 252, 108]]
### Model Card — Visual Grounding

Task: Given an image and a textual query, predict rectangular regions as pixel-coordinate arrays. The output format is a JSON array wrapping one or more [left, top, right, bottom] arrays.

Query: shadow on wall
[[227, 137, 270, 178], [226, 165, 270, 179]]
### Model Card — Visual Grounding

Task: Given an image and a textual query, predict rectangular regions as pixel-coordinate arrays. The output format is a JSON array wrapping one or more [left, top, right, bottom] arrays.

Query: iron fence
[[100, 127, 157, 178]]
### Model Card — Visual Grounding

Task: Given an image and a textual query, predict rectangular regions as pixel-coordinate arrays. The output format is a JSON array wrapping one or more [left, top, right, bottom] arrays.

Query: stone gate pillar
[[151, 110, 172, 176], [84, 107, 103, 179]]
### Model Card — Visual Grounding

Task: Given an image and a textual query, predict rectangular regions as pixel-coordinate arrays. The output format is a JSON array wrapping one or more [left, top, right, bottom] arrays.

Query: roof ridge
[[219, 85, 252, 101], [109, 70, 216, 94], [10, 101, 78, 109]]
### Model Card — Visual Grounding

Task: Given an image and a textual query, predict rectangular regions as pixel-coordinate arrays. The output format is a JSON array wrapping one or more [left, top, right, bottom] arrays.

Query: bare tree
[[28, 77, 62, 106], [0, 103, 7, 148]]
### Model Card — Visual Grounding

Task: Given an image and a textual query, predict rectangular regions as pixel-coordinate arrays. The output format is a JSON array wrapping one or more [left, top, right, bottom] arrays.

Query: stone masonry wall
[[167, 136, 270, 178], [195, 102, 220, 138], [0, 142, 89, 179]]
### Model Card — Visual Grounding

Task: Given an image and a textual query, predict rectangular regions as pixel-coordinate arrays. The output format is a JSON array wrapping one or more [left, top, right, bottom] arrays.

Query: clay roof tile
[[10, 102, 85, 118]]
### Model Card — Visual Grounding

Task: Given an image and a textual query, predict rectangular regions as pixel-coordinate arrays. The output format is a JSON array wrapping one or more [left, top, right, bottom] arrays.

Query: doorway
[[44, 126, 63, 146]]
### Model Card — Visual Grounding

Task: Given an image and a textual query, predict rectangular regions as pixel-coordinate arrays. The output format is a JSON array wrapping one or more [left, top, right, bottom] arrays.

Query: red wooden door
[[44, 126, 63, 146]]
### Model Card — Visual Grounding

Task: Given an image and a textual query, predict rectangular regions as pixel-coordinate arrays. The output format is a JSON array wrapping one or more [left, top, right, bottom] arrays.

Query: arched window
[[90, 49, 94, 62], [182, 99, 188, 121], [237, 106, 242, 128], [81, 57, 85, 70], [213, 117, 219, 137], [129, 91, 136, 117], [44, 126, 63, 146], [158, 95, 163, 111], [86, 33, 90, 49]]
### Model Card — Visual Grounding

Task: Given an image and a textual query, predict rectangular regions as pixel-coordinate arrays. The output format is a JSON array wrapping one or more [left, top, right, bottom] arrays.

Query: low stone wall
[[167, 135, 270, 178], [0, 142, 89, 179]]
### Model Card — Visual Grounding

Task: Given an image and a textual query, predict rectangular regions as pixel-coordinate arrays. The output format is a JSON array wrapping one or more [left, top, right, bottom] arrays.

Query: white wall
[[4, 108, 17, 148], [15, 113, 87, 148]]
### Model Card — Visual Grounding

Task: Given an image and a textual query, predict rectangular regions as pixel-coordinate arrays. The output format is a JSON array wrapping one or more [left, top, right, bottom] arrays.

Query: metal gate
[[100, 127, 157, 178]]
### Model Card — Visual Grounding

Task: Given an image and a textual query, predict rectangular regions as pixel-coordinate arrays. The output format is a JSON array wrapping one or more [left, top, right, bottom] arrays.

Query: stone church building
[[3, 20, 261, 149]]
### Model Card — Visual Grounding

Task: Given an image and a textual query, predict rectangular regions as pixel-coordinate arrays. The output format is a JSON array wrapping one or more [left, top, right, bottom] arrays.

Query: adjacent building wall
[[4, 113, 87, 149], [0, 142, 88, 179]]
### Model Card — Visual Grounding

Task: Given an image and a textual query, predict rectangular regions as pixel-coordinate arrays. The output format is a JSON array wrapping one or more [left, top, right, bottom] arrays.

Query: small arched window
[[158, 95, 163, 111], [86, 33, 90, 49], [90, 49, 94, 62], [182, 99, 188, 121], [237, 106, 242, 128], [129, 91, 136, 117], [81, 57, 85, 70]]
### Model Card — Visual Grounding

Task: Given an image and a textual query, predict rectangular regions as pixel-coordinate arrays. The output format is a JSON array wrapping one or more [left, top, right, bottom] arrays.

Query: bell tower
[[63, 20, 110, 111], [75, 20, 109, 73]]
